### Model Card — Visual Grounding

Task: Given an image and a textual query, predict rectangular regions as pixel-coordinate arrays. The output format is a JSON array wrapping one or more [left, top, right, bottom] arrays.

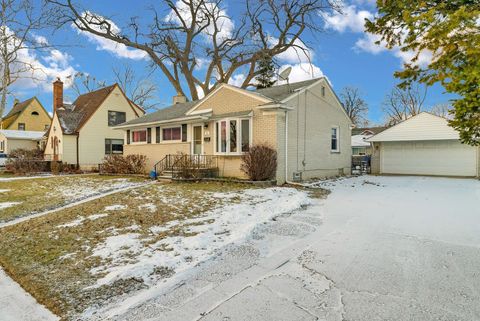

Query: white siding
[[380, 140, 478, 177], [369, 113, 459, 142], [282, 79, 352, 181], [78, 86, 140, 169]]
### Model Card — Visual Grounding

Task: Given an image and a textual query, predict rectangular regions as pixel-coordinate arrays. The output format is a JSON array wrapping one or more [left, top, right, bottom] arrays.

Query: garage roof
[[367, 112, 460, 142]]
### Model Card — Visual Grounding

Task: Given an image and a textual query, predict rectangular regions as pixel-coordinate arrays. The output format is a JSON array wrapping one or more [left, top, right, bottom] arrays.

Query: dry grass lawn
[[0, 181, 252, 320], [0, 175, 147, 222]]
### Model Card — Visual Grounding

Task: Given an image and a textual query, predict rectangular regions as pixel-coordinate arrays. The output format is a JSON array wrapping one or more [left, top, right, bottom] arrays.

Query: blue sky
[[6, 0, 453, 125]]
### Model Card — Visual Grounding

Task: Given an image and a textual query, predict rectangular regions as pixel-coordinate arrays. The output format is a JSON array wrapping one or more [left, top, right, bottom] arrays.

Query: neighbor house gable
[[1, 97, 51, 130], [368, 112, 460, 142]]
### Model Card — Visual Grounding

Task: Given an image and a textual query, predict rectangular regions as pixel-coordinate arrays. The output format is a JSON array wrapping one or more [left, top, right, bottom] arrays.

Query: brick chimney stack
[[173, 94, 187, 105], [53, 78, 63, 112]]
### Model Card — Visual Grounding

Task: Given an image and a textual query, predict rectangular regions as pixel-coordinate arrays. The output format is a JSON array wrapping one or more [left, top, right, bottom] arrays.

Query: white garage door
[[381, 140, 478, 177]]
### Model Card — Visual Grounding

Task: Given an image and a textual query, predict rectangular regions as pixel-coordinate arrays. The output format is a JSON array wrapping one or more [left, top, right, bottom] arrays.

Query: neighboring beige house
[[351, 127, 386, 156], [117, 78, 352, 183], [0, 130, 45, 154], [368, 112, 480, 177], [44, 79, 145, 169], [0, 97, 51, 131]]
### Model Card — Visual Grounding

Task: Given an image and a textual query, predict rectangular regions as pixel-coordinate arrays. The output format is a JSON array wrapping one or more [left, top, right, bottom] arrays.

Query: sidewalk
[[0, 269, 59, 321]]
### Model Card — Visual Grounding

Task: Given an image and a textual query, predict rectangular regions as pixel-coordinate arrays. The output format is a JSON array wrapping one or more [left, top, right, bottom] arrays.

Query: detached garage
[[368, 113, 479, 178]]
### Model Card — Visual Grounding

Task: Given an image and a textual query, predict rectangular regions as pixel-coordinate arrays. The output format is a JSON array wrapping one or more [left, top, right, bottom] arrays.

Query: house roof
[[116, 78, 324, 128], [0, 130, 45, 140], [255, 78, 322, 101], [4, 98, 36, 119], [367, 112, 460, 142], [351, 134, 372, 147], [118, 101, 197, 127], [56, 84, 117, 134], [351, 126, 386, 136]]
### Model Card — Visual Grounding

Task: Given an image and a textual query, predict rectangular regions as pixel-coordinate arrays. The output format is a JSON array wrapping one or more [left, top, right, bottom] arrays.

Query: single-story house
[[116, 78, 352, 183], [44, 79, 145, 169], [351, 134, 372, 156], [368, 112, 479, 177], [0, 97, 51, 131], [351, 127, 386, 156], [0, 130, 45, 154]]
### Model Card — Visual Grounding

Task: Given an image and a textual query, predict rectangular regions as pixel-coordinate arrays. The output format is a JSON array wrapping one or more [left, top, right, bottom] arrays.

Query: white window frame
[[161, 126, 182, 143], [131, 129, 148, 144], [331, 126, 340, 153], [214, 117, 252, 156]]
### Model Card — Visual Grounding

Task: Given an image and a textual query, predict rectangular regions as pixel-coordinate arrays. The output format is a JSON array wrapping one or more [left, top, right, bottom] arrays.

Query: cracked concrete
[[92, 176, 480, 321]]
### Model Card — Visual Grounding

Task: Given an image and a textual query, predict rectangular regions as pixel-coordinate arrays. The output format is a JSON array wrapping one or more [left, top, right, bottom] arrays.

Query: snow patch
[[0, 189, 10, 193], [57, 216, 85, 228], [138, 203, 157, 213], [105, 204, 127, 211], [88, 213, 109, 221], [0, 202, 21, 209], [88, 187, 311, 288]]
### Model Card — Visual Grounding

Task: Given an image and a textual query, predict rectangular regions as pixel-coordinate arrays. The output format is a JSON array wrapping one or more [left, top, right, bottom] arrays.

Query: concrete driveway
[[97, 176, 480, 321]]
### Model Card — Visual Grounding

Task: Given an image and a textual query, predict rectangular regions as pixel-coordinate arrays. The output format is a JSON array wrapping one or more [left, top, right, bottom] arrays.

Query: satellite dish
[[279, 67, 292, 81]]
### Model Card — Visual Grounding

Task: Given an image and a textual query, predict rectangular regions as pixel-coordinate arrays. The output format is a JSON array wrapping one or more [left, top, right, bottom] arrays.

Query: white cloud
[[276, 63, 324, 84], [165, 1, 234, 42], [74, 12, 148, 60], [1, 26, 77, 92], [273, 38, 314, 64], [228, 74, 246, 87], [323, 4, 432, 68], [323, 5, 373, 33]]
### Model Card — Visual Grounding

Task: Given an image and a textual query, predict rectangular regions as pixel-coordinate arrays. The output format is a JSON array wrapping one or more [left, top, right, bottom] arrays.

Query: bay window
[[216, 118, 251, 155], [132, 129, 147, 143]]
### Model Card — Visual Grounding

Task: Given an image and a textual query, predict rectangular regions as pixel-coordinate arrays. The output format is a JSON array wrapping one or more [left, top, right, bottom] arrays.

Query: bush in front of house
[[100, 154, 146, 175], [240, 144, 277, 181], [5, 149, 47, 175]]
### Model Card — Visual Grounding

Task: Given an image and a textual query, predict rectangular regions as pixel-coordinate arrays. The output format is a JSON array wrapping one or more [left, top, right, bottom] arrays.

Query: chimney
[[13, 99, 19, 106], [53, 78, 64, 112], [173, 94, 187, 105]]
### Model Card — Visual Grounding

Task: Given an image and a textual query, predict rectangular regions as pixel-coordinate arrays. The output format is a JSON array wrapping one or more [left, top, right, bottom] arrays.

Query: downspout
[[76, 133, 79, 169], [285, 110, 288, 184]]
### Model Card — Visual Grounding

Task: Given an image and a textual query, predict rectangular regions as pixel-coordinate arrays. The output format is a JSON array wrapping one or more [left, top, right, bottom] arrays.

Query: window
[[352, 147, 366, 156], [331, 127, 339, 152], [155, 127, 160, 143], [321, 86, 326, 97], [18, 123, 25, 130], [216, 118, 251, 155], [132, 130, 147, 143], [31, 111, 39, 116], [44, 124, 50, 131], [105, 139, 124, 154], [0, 141, 4, 152], [108, 111, 126, 126], [162, 127, 181, 141], [241, 119, 250, 152]]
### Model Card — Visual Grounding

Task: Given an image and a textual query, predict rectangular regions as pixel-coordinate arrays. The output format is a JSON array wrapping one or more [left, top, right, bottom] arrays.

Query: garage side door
[[381, 140, 477, 177]]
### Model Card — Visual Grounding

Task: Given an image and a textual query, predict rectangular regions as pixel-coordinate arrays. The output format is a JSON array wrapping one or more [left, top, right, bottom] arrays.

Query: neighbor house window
[[331, 127, 339, 152], [132, 129, 147, 143], [216, 118, 251, 155], [0, 141, 4, 152], [108, 111, 126, 126], [162, 127, 181, 141], [44, 124, 50, 130], [352, 147, 366, 156], [18, 123, 25, 130], [105, 139, 124, 154], [31, 111, 39, 116]]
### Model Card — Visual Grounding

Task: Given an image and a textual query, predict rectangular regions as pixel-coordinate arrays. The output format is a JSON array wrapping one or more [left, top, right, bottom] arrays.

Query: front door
[[193, 125, 203, 155]]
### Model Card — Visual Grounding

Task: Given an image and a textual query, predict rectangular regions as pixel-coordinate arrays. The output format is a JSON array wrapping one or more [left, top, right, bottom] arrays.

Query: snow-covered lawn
[[0, 182, 319, 320], [0, 175, 147, 222]]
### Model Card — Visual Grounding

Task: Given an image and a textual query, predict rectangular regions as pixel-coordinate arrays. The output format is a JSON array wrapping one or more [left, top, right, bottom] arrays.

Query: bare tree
[[382, 83, 427, 126], [113, 65, 160, 111], [48, 0, 341, 101], [66, 72, 106, 97], [340, 86, 369, 127], [0, 0, 50, 118], [430, 103, 453, 119]]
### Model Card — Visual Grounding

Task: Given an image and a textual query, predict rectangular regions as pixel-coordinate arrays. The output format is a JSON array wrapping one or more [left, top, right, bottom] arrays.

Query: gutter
[[113, 114, 211, 130], [76, 133, 79, 169]]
